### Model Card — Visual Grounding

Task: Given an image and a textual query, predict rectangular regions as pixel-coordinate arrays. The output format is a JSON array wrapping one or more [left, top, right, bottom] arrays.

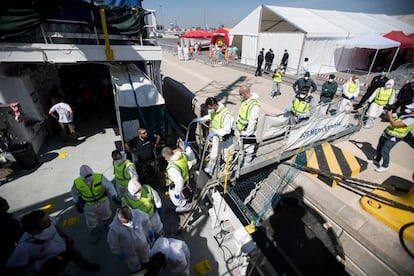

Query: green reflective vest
[[292, 97, 311, 116], [113, 159, 135, 187], [121, 184, 155, 218], [166, 153, 189, 183], [74, 174, 106, 205], [211, 108, 230, 131], [385, 117, 414, 138], [237, 98, 260, 131], [273, 69, 283, 82], [374, 87, 394, 106]]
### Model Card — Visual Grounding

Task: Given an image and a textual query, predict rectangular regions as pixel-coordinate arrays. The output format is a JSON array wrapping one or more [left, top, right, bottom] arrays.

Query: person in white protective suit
[[364, 79, 396, 129], [107, 206, 151, 273], [339, 74, 360, 113], [121, 179, 163, 234], [191, 97, 235, 176], [147, 237, 191, 276], [161, 145, 196, 213], [71, 164, 119, 244]]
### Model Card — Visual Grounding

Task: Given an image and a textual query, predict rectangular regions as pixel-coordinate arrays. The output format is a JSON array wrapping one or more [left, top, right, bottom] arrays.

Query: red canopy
[[383, 31, 414, 48], [181, 30, 212, 39], [210, 28, 230, 46]]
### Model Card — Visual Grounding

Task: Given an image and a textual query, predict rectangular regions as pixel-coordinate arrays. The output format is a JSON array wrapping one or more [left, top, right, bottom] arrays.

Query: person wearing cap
[[281, 49, 289, 68], [320, 74, 338, 103], [191, 97, 234, 175], [71, 164, 119, 244], [340, 74, 360, 112], [147, 237, 191, 276], [355, 71, 389, 109], [368, 102, 414, 172], [112, 149, 138, 196], [271, 64, 285, 98], [161, 146, 195, 213], [121, 179, 163, 234], [364, 79, 396, 129], [237, 84, 261, 167], [264, 49, 275, 72], [285, 86, 316, 124], [107, 206, 151, 273], [292, 72, 317, 94]]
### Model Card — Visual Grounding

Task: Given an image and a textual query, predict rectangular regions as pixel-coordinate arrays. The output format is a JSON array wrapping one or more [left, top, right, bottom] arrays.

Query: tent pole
[[367, 49, 379, 83], [387, 47, 400, 74]]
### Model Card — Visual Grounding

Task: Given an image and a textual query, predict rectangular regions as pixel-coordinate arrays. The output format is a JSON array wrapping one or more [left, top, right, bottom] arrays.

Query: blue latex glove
[[298, 114, 306, 119], [191, 118, 201, 123], [350, 96, 355, 100], [117, 254, 126, 261], [184, 141, 189, 148], [174, 194, 180, 199], [157, 208, 162, 216], [284, 108, 291, 113], [207, 131, 217, 140]]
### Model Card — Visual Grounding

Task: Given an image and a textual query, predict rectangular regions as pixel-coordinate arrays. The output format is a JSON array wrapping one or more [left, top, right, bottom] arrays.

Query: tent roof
[[210, 28, 230, 45], [230, 5, 414, 38], [337, 32, 401, 49], [384, 31, 414, 48], [181, 30, 212, 38]]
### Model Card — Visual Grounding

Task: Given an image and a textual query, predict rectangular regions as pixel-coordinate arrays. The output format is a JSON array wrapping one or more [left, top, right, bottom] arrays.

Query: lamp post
[[159, 4, 164, 30]]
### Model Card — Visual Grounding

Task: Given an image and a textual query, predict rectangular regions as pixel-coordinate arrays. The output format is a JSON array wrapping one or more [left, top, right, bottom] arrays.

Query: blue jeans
[[375, 135, 398, 168]]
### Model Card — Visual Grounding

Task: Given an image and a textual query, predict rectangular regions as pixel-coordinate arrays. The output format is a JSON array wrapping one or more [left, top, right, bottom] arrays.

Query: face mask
[[208, 109, 214, 114], [304, 77, 309, 80], [386, 84, 391, 89], [240, 96, 244, 101], [122, 221, 133, 228], [405, 108, 413, 114], [33, 224, 56, 241], [115, 160, 123, 166], [328, 79, 333, 83], [299, 93, 306, 99]]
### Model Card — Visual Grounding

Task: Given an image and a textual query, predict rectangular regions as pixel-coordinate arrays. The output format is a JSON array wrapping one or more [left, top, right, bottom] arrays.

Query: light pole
[[159, 4, 164, 30]]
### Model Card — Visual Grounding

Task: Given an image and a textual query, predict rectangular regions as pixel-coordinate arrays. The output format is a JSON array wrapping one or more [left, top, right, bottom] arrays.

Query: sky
[[143, 0, 414, 29]]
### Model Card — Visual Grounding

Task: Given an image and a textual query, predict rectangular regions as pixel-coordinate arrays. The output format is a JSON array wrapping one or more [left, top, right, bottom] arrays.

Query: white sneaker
[[375, 166, 388, 172]]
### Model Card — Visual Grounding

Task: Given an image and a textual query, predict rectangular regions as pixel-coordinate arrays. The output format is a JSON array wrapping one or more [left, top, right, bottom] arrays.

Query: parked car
[[390, 63, 414, 90]]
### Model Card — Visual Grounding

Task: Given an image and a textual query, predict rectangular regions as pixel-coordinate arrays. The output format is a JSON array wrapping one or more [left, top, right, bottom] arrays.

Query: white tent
[[337, 32, 401, 78], [229, 5, 414, 74]]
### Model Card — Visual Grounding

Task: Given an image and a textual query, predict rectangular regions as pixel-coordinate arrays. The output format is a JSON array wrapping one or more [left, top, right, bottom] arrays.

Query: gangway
[[177, 101, 365, 274]]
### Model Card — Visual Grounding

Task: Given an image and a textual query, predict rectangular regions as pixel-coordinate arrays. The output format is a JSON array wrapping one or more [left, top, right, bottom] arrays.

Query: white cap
[[128, 179, 142, 198]]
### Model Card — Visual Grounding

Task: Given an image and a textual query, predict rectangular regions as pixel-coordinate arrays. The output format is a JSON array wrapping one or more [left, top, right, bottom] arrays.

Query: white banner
[[284, 112, 350, 151]]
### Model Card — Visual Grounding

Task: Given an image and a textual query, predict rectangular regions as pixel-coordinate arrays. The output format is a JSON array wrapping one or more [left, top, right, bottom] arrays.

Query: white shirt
[[49, 102, 73, 123]]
